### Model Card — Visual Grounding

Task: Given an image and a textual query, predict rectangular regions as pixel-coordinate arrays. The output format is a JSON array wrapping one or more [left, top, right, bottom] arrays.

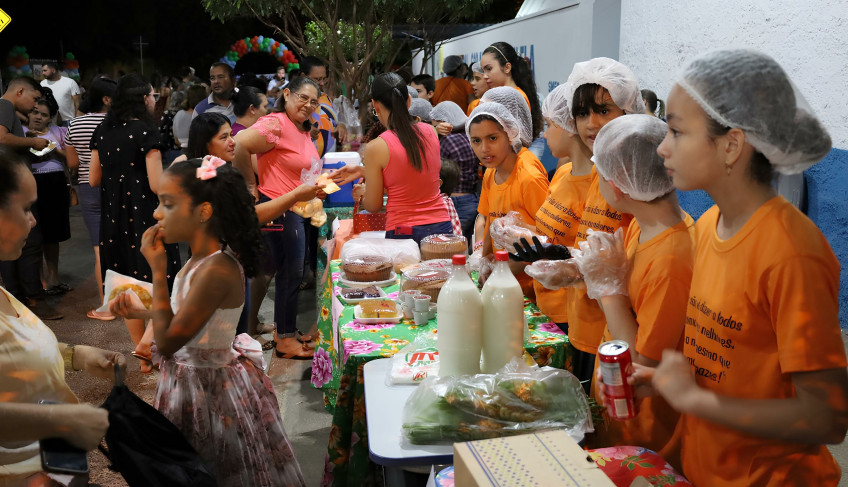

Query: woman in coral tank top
[[359, 73, 451, 244]]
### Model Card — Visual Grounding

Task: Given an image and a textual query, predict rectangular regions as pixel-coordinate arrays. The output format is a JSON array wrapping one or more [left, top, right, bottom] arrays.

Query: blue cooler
[[322, 152, 361, 207]]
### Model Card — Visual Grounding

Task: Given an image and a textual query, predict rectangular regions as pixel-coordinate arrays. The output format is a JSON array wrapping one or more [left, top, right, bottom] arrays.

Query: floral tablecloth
[[312, 260, 571, 487]]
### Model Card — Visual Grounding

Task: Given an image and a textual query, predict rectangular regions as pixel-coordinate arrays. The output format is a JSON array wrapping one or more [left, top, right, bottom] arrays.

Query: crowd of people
[[0, 38, 846, 487]]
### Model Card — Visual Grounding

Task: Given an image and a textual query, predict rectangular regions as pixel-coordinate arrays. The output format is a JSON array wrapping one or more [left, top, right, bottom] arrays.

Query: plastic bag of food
[[292, 157, 329, 227], [524, 259, 583, 290], [97, 270, 153, 314], [490, 211, 547, 251], [402, 358, 593, 444], [340, 238, 420, 272], [388, 334, 440, 385]]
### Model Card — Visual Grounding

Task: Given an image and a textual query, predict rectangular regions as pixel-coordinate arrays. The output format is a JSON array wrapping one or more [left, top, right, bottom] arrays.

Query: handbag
[[352, 201, 387, 234]]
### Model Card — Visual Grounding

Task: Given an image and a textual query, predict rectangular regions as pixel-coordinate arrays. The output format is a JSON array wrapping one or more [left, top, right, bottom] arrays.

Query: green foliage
[[305, 20, 394, 65]]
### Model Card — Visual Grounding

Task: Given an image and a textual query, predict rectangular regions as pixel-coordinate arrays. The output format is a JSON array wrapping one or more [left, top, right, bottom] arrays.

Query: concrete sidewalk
[[22, 206, 848, 486]]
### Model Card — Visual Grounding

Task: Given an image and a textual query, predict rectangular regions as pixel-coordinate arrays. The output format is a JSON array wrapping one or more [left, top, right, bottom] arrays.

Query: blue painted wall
[[676, 148, 848, 328]]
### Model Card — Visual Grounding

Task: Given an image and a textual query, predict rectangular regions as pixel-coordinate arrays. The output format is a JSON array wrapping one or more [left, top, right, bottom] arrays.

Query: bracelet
[[61, 344, 77, 371]]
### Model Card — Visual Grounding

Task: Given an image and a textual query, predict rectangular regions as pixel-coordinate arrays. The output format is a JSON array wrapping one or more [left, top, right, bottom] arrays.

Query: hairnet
[[406, 85, 419, 99], [480, 86, 532, 148], [430, 101, 467, 128], [471, 62, 484, 75], [677, 49, 831, 174], [560, 57, 645, 134], [442, 55, 463, 74], [408, 98, 433, 122], [466, 102, 522, 154], [542, 83, 570, 130], [592, 114, 673, 201]]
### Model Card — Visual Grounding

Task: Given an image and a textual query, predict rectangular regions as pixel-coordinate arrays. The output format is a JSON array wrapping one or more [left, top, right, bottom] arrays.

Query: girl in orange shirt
[[480, 42, 542, 140], [607, 50, 848, 486]]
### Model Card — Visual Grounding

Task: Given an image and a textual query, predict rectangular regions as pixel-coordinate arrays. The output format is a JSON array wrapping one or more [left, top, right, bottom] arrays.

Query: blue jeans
[[259, 196, 307, 336], [450, 194, 478, 244], [385, 220, 453, 246]]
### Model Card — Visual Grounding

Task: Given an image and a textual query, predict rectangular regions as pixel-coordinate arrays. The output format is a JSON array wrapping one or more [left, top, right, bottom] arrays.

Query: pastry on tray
[[401, 268, 449, 303], [340, 285, 382, 300], [420, 234, 467, 261], [342, 256, 393, 282], [359, 299, 398, 318]]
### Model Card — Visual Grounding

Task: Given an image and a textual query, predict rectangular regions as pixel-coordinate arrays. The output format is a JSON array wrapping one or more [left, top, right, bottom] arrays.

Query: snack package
[[389, 334, 440, 385], [402, 358, 592, 444], [489, 211, 547, 251], [97, 270, 154, 314], [340, 238, 420, 272]]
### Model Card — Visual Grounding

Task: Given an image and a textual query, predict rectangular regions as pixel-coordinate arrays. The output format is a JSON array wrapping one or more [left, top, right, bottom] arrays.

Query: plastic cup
[[413, 294, 431, 312], [402, 303, 414, 320], [401, 290, 421, 307], [413, 310, 429, 326]]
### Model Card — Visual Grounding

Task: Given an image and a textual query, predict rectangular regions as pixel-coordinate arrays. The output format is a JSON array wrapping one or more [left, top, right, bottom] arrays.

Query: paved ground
[[13, 206, 848, 486]]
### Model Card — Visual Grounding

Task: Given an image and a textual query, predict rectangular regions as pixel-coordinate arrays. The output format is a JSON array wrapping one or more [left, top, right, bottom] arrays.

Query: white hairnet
[[677, 49, 831, 174], [592, 114, 673, 201], [471, 61, 484, 75], [408, 98, 433, 122], [406, 85, 418, 99], [559, 57, 645, 134], [466, 102, 522, 154], [430, 101, 467, 128], [542, 83, 570, 130], [481, 87, 532, 148]]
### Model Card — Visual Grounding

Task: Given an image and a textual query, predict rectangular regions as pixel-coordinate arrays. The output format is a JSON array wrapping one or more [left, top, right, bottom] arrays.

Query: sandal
[[131, 352, 159, 373], [87, 309, 116, 321], [261, 340, 276, 351], [296, 329, 316, 344], [45, 283, 73, 296], [274, 338, 314, 360]]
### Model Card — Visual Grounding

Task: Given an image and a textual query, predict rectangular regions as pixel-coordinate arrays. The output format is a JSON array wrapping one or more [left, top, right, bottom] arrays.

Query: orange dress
[[432, 76, 474, 113]]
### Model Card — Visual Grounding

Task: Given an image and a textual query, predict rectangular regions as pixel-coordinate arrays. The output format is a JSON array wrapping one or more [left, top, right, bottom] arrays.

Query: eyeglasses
[[147, 92, 160, 102], [290, 91, 319, 109]]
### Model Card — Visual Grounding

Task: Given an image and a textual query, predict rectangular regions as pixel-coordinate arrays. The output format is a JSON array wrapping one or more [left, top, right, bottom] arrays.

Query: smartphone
[[37, 401, 90, 475]]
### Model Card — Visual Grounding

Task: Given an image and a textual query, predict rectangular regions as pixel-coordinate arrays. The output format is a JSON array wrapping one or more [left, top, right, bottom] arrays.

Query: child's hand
[[140, 224, 167, 275], [653, 350, 701, 413], [291, 183, 323, 203], [351, 182, 366, 203], [524, 259, 583, 290], [434, 122, 453, 136], [572, 228, 628, 300], [109, 290, 151, 321], [330, 165, 365, 185]]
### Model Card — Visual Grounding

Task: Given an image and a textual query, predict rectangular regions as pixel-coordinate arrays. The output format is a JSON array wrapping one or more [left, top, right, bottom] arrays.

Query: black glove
[[509, 236, 571, 262]]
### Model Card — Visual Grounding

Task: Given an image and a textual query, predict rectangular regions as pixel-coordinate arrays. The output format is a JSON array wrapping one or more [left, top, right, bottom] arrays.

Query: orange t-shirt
[[478, 148, 549, 295], [590, 216, 695, 469], [566, 173, 633, 354], [466, 98, 481, 117], [532, 164, 594, 323], [680, 197, 847, 487], [433, 76, 474, 114]]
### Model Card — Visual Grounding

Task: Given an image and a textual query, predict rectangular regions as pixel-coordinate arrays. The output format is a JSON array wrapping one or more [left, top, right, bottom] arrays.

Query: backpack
[[98, 365, 217, 487]]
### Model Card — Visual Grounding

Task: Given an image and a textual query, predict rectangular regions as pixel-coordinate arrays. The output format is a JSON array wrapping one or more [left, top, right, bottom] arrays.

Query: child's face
[[480, 52, 509, 89], [469, 119, 513, 170], [410, 82, 432, 101], [207, 123, 235, 162], [544, 119, 578, 159], [574, 87, 625, 152], [657, 84, 726, 192], [597, 174, 625, 213], [153, 173, 202, 244], [471, 72, 487, 97]]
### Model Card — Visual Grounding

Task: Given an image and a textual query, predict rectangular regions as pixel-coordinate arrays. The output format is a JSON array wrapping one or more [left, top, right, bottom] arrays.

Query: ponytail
[[371, 73, 426, 171], [656, 99, 666, 119], [483, 42, 543, 140]]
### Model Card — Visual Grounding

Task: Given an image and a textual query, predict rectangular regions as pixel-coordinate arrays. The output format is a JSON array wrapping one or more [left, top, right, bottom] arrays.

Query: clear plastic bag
[[388, 334, 440, 385], [339, 238, 420, 272], [402, 358, 593, 444], [490, 211, 547, 251], [291, 157, 327, 227], [524, 259, 583, 290]]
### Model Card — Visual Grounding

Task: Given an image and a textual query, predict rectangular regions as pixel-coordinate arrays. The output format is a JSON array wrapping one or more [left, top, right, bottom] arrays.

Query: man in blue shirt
[[193, 62, 236, 123]]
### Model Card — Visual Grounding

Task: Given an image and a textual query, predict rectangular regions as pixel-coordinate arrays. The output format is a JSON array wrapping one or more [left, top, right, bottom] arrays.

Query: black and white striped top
[[64, 112, 106, 184]]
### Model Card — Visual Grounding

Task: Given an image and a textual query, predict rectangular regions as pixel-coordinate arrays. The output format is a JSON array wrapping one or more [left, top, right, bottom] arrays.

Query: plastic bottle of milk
[[437, 254, 482, 376], [481, 251, 525, 373]]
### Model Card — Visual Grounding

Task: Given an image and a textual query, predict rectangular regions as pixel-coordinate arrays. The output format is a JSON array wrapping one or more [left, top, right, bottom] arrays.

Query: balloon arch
[[219, 36, 299, 72], [5, 46, 81, 81]]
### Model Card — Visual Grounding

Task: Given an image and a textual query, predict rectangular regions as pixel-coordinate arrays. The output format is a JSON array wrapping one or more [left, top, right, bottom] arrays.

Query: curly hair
[[165, 159, 265, 278], [103, 73, 154, 128]]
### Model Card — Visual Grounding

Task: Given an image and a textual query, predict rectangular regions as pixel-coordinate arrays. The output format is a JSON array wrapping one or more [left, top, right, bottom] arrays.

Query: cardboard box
[[453, 430, 615, 487]]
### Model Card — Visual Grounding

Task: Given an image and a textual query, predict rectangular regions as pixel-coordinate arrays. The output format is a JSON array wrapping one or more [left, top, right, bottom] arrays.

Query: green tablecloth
[[311, 260, 571, 486]]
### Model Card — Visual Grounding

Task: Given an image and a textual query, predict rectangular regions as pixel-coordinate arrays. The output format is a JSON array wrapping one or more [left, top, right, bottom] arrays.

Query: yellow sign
[[0, 9, 10, 33]]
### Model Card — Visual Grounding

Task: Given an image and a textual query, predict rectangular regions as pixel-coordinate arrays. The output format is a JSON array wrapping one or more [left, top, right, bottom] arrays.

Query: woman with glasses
[[89, 73, 181, 372], [233, 75, 322, 359]]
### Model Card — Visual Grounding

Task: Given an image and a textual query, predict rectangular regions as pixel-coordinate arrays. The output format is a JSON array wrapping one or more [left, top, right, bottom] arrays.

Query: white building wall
[[619, 0, 848, 148]]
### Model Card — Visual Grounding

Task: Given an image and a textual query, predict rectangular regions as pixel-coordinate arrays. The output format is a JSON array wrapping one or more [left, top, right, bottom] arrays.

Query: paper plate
[[353, 304, 402, 324], [338, 286, 388, 305]]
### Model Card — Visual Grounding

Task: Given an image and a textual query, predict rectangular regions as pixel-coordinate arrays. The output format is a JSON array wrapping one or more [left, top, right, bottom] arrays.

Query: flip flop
[[45, 283, 73, 295], [296, 329, 316, 344], [274, 349, 314, 360], [261, 340, 276, 351], [87, 309, 116, 321], [131, 352, 158, 373]]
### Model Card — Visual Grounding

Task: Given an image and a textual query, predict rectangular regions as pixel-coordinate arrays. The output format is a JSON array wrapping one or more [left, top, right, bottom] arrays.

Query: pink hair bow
[[196, 155, 227, 180]]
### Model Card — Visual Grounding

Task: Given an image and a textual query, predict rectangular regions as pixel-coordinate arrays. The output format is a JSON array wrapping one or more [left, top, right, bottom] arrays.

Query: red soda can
[[598, 340, 637, 420]]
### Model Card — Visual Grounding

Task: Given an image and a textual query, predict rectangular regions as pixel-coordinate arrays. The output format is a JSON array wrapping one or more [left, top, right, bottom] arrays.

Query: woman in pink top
[[233, 76, 322, 359], [362, 72, 450, 244]]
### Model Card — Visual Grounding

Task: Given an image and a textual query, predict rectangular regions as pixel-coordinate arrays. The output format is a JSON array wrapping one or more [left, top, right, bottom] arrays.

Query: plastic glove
[[572, 228, 628, 300], [477, 255, 494, 286], [524, 259, 583, 290], [509, 236, 571, 262]]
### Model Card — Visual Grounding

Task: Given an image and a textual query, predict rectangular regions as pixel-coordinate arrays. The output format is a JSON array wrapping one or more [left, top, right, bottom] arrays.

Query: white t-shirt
[[172, 109, 192, 148], [40, 76, 80, 122]]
